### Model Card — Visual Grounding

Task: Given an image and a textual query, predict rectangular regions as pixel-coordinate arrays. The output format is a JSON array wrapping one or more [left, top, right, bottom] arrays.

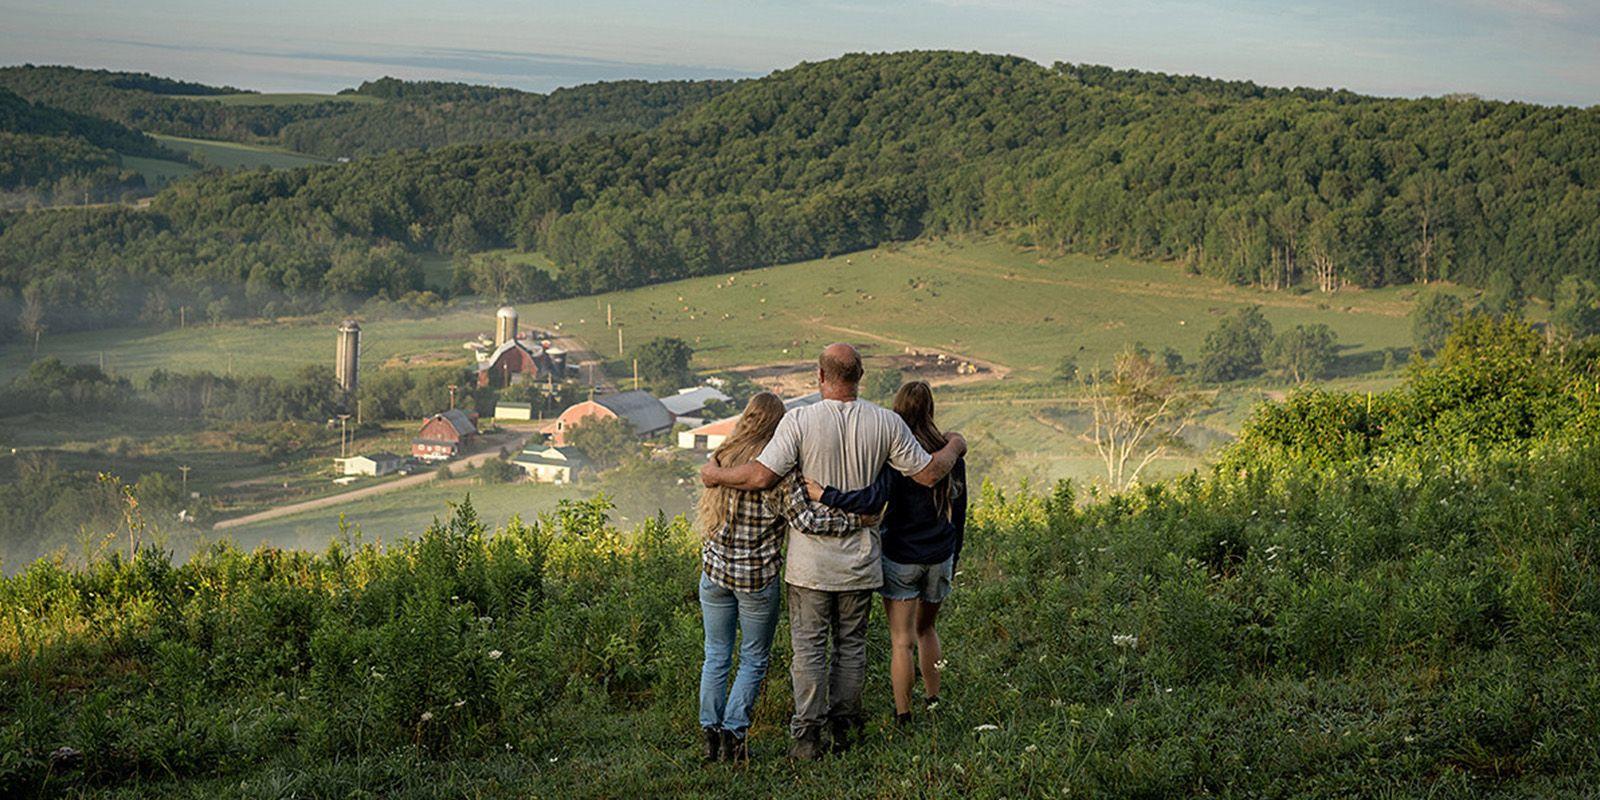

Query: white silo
[[496, 306, 518, 347]]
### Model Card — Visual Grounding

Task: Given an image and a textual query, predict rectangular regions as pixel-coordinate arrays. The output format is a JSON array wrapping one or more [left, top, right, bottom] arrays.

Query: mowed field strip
[[149, 134, 333, 170]]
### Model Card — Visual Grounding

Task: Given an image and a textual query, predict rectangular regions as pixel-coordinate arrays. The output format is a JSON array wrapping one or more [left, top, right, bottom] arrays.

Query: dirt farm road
[[211, 429, 531, 531]]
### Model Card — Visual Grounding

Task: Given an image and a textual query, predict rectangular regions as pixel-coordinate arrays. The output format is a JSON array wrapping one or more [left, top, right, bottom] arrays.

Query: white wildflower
[[1112, 634, 1138, 649], [1025, 744, 1038, 754], [973, 724, 999, 733], [454, 699, 467, 708], [420, 711, 434, 723], [933, 659, 948, 672], [488, 649, 503, 660]]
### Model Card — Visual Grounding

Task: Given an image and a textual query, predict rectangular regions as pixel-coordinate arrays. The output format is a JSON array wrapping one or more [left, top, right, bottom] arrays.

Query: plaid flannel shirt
[[702, 473, 871, 593]]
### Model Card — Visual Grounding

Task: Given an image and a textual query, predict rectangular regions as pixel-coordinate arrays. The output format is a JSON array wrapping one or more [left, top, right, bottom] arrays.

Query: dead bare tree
[[1310, 247, 1341, 294], [1405, 172, 1444, 284], [1085, 350, 1202, 491], [19, 286, 46, 356]]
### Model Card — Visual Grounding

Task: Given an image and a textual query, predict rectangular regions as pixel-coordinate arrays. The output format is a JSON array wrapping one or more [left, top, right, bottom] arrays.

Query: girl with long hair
[[695, 392, 873, 763], [807, 380, 967, 725]]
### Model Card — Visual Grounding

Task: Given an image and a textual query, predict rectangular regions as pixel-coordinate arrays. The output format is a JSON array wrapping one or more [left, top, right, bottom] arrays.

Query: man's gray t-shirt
[[756, 398, 933, 591]]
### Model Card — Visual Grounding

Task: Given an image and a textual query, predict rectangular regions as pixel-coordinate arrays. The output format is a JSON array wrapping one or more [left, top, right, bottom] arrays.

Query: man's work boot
[[788, 727, 824, 761], [829, 717, 859, 755]]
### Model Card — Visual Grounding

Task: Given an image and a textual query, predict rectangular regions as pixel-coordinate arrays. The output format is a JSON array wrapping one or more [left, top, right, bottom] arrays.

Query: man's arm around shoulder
[[910, 432, 967, 488], [701, 459, 782, 491]]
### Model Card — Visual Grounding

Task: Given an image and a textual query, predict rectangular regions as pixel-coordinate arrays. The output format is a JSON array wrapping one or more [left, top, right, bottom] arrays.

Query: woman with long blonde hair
[[695, 392, 870, 763], [807, 380, 967, 726]]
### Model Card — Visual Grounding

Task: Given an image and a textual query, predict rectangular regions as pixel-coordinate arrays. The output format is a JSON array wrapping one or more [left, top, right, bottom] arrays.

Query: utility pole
[[337, 414, 351, 458]]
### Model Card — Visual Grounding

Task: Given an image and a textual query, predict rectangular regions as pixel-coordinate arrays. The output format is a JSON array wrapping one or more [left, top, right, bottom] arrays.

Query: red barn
[[411, 409, 479, 460], [475, 340, 556, 388]]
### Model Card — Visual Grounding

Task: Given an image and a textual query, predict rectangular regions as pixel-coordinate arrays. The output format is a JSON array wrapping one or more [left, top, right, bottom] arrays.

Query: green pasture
[[518, 239, 1466, 378], [3, 238, 1452, 392], [166, 92, 383, 107], [214, 480, 584, 556], [120, 153, 198, 187], [150, 134, 332, 170]]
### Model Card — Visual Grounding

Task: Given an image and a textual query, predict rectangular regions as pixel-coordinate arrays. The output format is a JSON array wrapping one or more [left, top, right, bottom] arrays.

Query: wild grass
[[4, 322, 1599, 797]]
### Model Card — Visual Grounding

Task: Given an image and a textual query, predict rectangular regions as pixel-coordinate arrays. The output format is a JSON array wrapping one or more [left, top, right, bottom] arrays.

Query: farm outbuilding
[[542, 390, 674, 446], [411, 409, 479, 460], [513, 445, 589, 484], [659, 385, 733, 427], [675, 392, 823, 451], [496, 401, 534, 421], [677, 416, 738, 451], [474, 339, 557, 389], [337, 451, 404, 477]]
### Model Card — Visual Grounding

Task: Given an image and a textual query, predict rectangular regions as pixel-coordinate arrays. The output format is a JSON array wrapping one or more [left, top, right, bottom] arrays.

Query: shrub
[[1198, 306, 1274, 382]]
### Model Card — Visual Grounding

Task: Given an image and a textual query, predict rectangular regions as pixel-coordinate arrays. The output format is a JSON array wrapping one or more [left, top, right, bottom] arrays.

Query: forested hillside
[[278, 77, 735, 157], [4, 320, 1599, 797], [0, 65, 351, 141], [0, 65, 733, 156], [3, 51, 1598, 339], [0, 87, 177, 206]]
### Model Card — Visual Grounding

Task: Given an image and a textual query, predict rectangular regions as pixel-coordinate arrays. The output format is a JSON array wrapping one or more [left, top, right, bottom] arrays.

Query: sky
[[1, 0, 1597, 106]]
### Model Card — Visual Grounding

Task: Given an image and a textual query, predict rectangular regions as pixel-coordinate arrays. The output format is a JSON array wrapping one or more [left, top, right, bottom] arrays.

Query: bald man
[[701, 343, 965, 759]]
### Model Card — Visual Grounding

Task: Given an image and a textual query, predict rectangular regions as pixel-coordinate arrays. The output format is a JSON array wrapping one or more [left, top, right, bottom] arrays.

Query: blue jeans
[[698, 573, 783, 733]]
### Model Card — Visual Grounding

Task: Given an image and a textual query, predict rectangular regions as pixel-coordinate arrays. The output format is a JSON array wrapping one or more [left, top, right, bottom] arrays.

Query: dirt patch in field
[[383, 349, 469, 369], [721, 361, 816, 397]]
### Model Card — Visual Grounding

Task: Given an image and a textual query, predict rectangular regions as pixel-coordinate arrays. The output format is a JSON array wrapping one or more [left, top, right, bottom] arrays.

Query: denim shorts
[[879, 554, 954, 603]]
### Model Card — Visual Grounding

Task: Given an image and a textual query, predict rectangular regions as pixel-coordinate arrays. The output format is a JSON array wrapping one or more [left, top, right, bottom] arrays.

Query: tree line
[[0, 65, 732, 158], [2, 51, 1597, 340], [0, 87, 180, 205]]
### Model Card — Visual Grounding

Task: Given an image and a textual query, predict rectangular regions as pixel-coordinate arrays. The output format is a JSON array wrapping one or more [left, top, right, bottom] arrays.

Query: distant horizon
[[2, 1, 1597, 107], [1, 48, 1592, 109]]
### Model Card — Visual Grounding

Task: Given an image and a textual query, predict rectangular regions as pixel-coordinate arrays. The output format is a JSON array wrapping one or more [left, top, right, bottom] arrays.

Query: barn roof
[[659, 386, 733, 417], [440, 409, 477, 435], [784, 392, 822, 410], [688, 416, 739, 437], [515, 445, 588, 467], [475, 339, 546, 372], [595, 390, 674, 436]]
